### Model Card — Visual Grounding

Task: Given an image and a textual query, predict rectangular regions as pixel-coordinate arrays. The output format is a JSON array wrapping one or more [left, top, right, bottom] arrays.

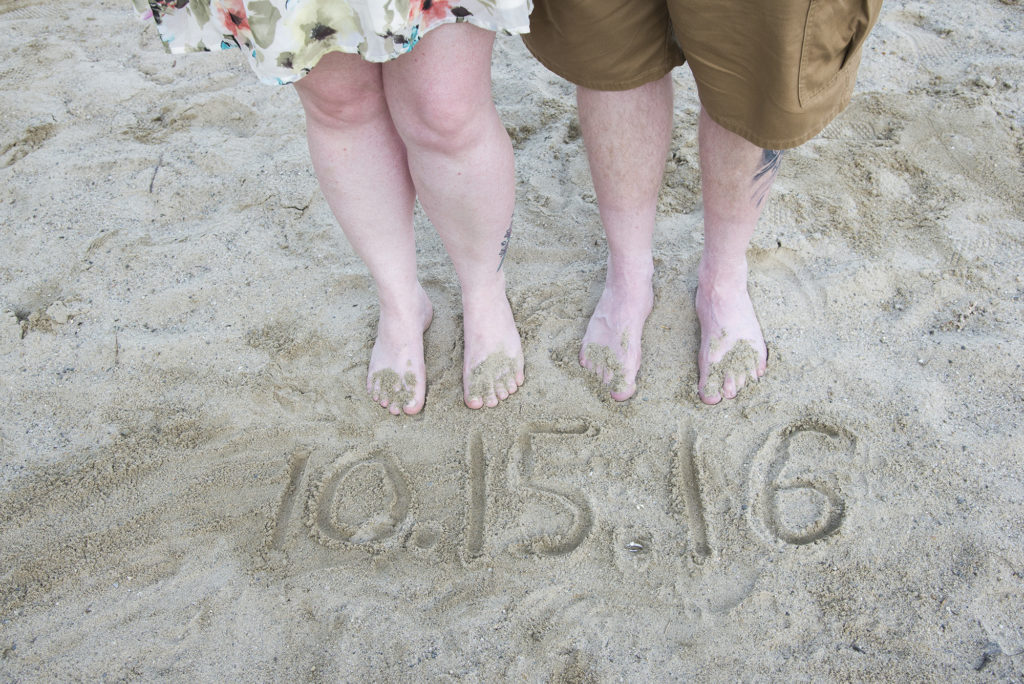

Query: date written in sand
[[268, 419, 857, 561]]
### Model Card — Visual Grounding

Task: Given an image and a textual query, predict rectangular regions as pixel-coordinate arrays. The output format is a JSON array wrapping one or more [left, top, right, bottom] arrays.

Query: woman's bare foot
[[579, 267, 654, 401], [367, 285, 434, 415], [696, 259, 767, 404], [461, 276, 524, 409]]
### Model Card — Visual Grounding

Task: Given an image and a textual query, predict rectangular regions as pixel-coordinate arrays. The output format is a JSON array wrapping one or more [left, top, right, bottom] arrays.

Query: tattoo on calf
[[497, 224, 512, 272], [752, 149, 783, 208]]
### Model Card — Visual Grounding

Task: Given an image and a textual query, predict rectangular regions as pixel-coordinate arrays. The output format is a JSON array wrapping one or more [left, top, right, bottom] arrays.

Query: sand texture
[[1, 0, 1023, 679]]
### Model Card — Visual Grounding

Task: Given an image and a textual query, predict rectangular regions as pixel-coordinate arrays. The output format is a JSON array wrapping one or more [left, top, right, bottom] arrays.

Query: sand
[[1, 0, 1023, 679]]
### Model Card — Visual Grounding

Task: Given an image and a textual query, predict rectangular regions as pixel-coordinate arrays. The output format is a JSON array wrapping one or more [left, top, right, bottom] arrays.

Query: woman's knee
[[294, 53, 387, 128], [389, 83, 495, 151], [383, 23, 498, 150]]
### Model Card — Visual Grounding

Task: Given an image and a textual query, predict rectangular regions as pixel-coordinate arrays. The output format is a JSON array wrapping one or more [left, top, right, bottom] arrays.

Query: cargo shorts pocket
[[798, 0, 881, 107]]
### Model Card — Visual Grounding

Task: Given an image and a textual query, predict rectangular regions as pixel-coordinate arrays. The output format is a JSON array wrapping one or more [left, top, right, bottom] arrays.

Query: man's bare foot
[[696, 260, 767, 404], [367, 286, 434, 415], [579, 269, 654, 401], [462, 276, 524, 409]]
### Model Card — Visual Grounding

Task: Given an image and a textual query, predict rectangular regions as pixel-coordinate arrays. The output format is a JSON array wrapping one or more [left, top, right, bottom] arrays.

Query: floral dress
[[133, 0, 532, 84]]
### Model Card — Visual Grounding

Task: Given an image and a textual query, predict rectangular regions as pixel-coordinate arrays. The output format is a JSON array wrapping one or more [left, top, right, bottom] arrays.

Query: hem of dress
[[165, 16, 532, 86]]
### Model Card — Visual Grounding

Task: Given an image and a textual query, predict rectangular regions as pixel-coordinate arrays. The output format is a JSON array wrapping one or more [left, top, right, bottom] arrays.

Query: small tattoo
[[752, 149, 783, 208], [497, 224, 512, 272]]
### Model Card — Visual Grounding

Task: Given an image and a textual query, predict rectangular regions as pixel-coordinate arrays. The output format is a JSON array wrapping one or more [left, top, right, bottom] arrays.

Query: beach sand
[[1, 0, 1023, 678]]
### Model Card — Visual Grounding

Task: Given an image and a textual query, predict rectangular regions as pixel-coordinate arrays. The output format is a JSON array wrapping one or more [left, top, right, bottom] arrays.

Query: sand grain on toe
[[466, 351, 523, 403], [700, 339, 760, 401], [371, 368, 417, 410], [582, 343, 627, 393]]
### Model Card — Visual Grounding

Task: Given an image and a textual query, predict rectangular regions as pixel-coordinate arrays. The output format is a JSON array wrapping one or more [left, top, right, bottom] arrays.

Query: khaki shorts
[[523, 0, 882, 149]]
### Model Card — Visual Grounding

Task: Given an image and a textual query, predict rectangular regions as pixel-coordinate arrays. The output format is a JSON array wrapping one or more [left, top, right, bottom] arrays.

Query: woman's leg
[[293, 52, 433, 415], [382, 24, 524, 409]]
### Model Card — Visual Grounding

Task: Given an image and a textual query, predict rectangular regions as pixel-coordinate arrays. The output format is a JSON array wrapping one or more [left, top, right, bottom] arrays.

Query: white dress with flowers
[[134, 0, 532, 84]]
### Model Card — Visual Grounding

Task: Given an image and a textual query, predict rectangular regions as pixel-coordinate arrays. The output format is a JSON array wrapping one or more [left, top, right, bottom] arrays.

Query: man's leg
[[576, 74, 674, 400], [696, 107, 775, 404]]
